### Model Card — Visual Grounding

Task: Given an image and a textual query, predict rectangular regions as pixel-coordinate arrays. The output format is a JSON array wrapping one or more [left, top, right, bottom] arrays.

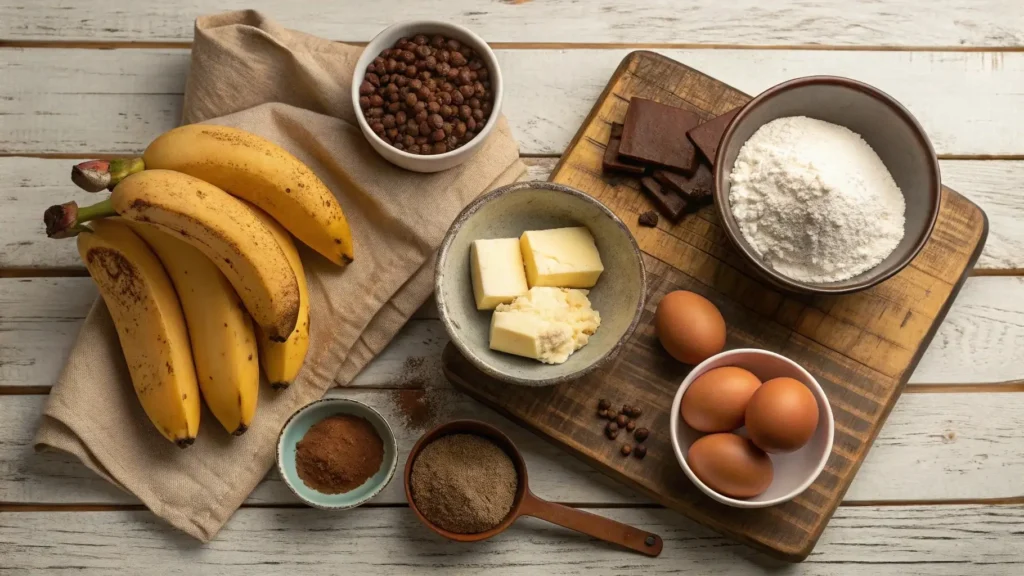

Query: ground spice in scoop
[[410, 434, 518, 534], [295, 414, 384, 494]]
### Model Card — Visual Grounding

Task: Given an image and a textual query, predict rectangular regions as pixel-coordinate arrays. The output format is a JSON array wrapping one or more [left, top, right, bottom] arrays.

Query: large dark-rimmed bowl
[[435, 181, 647, 387], [714, 76, 941, 295]]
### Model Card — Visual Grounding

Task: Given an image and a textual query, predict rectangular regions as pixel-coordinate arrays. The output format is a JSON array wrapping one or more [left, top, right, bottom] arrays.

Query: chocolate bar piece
[[640, 176, 688, 221], [653, 162, 714, 207], [686, 107, 741, 166], [619, 98, 701, 175], [603, 123, 646, 175]]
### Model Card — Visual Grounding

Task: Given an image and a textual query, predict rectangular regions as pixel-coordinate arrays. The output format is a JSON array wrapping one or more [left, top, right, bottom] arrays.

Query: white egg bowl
[[669, 348, 835, 508]]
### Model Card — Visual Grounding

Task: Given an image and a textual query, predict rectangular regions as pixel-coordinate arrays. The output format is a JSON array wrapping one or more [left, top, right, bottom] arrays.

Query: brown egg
[[687, 433, 773, 498], [745, 377, 820, 453], [655, 290, 726, 365], [681, 366, 761, 432]]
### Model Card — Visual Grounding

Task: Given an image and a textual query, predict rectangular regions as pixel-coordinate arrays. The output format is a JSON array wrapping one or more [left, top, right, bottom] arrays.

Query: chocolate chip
[[634, 444, 647, 459], [621, 444, 632, 456], [634, 428, 649, 443], [639, 210, 659, 227]]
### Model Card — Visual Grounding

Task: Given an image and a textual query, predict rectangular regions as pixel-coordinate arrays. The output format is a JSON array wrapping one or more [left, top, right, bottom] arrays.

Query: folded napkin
[[35, 10, 525, 542]]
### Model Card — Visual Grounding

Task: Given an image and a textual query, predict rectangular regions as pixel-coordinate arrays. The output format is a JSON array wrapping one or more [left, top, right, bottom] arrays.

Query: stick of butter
[[470, 238, 529, 310], [489, 287, 601, 364], [520, 227, 604, 288]]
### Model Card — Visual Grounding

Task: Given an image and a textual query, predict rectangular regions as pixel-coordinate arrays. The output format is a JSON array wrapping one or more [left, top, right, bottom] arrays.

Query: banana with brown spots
[[130, 222, 259, 436], [77, 219, 201, 447]]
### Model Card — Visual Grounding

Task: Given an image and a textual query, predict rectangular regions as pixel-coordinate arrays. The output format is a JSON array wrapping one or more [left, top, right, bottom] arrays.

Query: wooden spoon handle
[[518, 491, 663, 557]]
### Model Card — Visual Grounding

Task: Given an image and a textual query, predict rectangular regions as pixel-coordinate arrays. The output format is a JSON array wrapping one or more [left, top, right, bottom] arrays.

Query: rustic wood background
[[1, 1, 1023, 573]]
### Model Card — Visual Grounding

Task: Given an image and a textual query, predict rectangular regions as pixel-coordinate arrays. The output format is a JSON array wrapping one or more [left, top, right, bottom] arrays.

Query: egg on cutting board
[[745, 377, 820, 453], [687, 433, 773, 498], [655, 290, 726, 364], [680, 366, 761, 432]]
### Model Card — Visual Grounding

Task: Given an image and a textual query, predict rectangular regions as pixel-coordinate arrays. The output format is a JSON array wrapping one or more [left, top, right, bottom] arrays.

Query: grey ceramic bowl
[[715, 76, 941, 295], [435, 181, 647, 386], [277, 398, 398, 510]]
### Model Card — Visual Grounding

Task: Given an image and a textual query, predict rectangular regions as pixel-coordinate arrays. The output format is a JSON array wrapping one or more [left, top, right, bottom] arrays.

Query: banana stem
[[44, 198, 117, 238], [71, 158, 145, 192]]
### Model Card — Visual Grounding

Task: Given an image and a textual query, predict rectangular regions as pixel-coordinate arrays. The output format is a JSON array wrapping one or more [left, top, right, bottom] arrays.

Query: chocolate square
[[640, 176, 688, 221], [619, 98, 701, 175], [653, 162, 714, 207], [602, 123, 645, 175], [686, 106, 741, 166]]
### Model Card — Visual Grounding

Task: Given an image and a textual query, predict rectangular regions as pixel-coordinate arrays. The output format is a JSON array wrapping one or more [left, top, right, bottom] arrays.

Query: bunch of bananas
[[44, 125, 354, 447]]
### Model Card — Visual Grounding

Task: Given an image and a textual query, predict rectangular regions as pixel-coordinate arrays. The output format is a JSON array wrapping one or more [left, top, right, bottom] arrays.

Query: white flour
[[728, 116, 906, 283]]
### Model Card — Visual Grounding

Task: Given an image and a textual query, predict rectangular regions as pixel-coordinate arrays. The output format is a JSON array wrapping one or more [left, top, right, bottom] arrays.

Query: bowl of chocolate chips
[[353, 21, 503, 172]]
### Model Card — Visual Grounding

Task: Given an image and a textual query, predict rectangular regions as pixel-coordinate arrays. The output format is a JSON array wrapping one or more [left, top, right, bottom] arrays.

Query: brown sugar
[[410, 434, 518, 534], [295, 414, 384, 494]]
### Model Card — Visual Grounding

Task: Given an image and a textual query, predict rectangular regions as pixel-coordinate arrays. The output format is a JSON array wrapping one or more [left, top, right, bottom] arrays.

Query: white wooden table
[[2, 2, 1024, 573]]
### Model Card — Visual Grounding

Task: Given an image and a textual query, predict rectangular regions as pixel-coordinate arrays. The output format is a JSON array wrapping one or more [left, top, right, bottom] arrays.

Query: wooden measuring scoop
[[404, 419, 664, 557]]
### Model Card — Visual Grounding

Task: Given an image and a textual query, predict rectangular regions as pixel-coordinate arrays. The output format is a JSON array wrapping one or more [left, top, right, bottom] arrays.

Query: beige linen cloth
[[35, 10, 525, 542]]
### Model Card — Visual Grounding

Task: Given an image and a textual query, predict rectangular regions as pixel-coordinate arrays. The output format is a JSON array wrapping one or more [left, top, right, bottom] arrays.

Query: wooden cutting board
[[443, 51, 988, 561]]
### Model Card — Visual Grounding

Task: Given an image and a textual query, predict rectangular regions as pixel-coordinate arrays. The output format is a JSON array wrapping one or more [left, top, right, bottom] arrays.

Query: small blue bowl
[[277, 398, 398, 510]]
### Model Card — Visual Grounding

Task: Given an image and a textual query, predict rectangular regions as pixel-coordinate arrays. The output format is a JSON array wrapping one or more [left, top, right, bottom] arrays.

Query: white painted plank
[[1, 0, 1022, 47], [5, 157, 1024, 271], [3, 272, 1021, 390], [1, 505, 1021, 574], [4, 391, 1023, 505], [3, 49, 1024, 156]]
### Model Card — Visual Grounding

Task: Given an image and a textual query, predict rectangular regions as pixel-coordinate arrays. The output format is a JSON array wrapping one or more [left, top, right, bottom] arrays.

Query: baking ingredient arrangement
[[47, 124, 340, 444], [34, 16, 978, 564], [470, 226, 605, 364], [410, 433, 518, 533], [359, 33, 494, 155], [680, 367, 820, 498], [729, 116, 907, 283], [296, 414, 385, 494]]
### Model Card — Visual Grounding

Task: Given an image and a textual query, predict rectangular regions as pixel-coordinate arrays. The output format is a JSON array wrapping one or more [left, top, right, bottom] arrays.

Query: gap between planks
[[4, 381, 1024, 396], [3, 40, 1024, 52], [3, 496, 1023, 513]]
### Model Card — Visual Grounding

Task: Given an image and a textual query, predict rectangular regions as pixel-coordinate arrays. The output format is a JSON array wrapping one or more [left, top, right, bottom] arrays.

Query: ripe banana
[[77, 219, 200, 447], [110, 169, 300, 341], [249, 205, 310, 389], [130, 222, 259, 435], [141, 124, 354, 266]]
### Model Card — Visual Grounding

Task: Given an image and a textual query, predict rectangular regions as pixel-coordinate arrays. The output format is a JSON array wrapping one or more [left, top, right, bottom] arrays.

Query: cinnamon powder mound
[[295, 414, 384, 494], [410, 434, 518, 534]]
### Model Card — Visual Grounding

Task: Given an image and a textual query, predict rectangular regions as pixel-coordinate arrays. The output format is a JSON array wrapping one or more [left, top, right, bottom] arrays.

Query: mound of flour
[[728, 116, 906, 283]]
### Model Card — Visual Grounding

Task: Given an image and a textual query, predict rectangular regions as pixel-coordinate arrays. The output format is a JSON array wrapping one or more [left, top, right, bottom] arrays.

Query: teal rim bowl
[[277, 398, 399, 510]]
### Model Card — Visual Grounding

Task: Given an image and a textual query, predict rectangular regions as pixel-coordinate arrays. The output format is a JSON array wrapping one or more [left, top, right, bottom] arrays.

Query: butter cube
[[489, 287, 602, 364], [490, 311, 575, 364], [520, 227, 604, 288], [470, 238, 529, 310]]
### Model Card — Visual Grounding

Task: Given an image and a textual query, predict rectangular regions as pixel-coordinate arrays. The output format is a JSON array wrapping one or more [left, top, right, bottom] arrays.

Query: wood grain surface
[[444, 51, 989, 561], [3, 49, 1024, 156], [2, 0, 1022, 47]]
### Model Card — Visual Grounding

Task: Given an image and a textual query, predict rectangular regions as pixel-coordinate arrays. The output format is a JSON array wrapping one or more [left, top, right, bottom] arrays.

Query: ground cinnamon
[[295, 414, 384, 494]]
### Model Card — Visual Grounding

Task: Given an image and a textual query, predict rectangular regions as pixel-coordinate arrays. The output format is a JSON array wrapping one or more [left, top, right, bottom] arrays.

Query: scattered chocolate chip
[[621, 444, 632, 456], [598, 408, 608, 419], [638, 210, 659, 227], [626, 421, 636, 432], [634, 444, 647, 459], [631, 406, 643, 418], [634, 428, 649, 443], [615, 414, 628, 427], [598, 399, 611, 410], [606, 421, 619, 433]]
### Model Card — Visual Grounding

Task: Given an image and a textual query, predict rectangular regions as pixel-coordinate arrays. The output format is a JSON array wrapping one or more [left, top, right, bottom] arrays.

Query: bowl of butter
[[435, 181, 647, 386]]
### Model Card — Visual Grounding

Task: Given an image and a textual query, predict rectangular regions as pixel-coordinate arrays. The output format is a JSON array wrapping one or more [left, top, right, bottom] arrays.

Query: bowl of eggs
[[669, 349, 834, 508]]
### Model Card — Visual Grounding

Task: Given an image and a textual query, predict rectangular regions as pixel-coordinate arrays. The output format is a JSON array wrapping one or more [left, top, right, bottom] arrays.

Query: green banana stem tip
[[71, 157, 144, 192], [44, 198, 117, 238]]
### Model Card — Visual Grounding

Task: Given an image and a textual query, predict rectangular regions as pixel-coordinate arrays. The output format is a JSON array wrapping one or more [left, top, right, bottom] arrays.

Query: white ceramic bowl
[[669, 349, 835, 508], [351, 20, 504, 173]]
